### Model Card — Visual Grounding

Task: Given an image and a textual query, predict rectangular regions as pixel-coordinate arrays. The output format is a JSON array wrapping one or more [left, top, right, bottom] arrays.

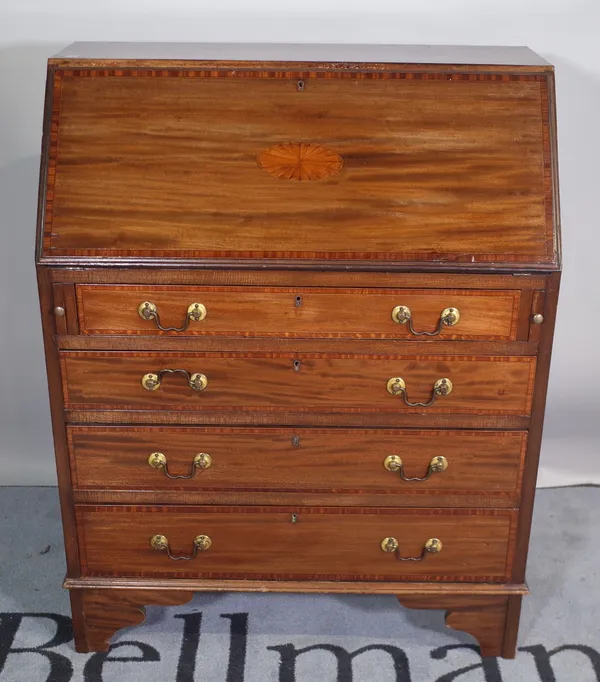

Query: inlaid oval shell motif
[[257, 142, 343, 181]]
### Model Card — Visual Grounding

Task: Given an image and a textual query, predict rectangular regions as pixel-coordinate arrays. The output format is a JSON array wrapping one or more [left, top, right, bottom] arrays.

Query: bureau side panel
[[511, 271, 560, 582], [37, 267, 81, 576]]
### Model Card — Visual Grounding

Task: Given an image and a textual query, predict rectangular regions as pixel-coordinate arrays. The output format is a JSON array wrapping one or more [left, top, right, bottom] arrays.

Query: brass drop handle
[[386, 377, 453, 407], [138, 301, 207, 331], [150, 534, 212, 560], [142, 369, 208, 392], [148, 452, 212, 479], [391, 305, 460, 335], [381, 537, 443, 561], [384, 455, 448, 481]]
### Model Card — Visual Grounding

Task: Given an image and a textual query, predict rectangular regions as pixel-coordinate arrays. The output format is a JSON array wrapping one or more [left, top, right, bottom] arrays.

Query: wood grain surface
[[60, 351, 536, 415], [65, 577, 529, 596], [76, 505, 517, 582], [67, 426, 526, 506], [58, 337, 539, 356], [41, 71, 555, 265], [64, 409, 532, 430], [51, 269, 549, 288], [75, 285, 520, 339]]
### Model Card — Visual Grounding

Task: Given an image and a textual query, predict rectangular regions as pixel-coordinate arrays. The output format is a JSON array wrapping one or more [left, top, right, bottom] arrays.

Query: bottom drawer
[[77, 506, 517, 582]]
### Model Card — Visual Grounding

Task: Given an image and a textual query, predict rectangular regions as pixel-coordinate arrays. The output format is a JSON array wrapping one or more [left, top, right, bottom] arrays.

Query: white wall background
[[0, 0, 598, 487]]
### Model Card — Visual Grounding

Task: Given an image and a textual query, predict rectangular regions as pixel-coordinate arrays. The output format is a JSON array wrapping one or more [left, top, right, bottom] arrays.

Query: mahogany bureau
[[36, 42, 561, 658]]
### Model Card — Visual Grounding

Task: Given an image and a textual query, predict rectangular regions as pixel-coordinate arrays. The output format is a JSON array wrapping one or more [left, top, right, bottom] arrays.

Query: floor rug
[[1, 486, 599, 682]]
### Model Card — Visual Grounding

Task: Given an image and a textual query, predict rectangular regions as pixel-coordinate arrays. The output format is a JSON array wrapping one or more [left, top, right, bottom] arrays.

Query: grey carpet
[[0, 486, 599, 681]]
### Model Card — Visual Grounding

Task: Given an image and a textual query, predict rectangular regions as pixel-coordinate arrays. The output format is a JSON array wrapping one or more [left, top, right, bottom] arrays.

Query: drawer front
[[68, 426, 526, 504], [77, 506, 517, 581], [61, 352, 536, 415], [76, 285, 520, 340], [43, 71, 554, 266]]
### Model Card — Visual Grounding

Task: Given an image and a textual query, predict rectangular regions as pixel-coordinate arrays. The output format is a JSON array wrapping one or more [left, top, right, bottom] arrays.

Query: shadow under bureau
[[36, 42, 561, 658]]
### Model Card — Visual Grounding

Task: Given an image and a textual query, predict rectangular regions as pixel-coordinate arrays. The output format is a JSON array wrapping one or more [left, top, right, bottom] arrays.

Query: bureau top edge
[[49, 42, 552, 70]]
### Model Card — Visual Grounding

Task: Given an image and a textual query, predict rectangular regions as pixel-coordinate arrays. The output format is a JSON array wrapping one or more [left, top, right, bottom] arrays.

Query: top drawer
[[38, 67, 558, 268], [75, 285, 521, 340]]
